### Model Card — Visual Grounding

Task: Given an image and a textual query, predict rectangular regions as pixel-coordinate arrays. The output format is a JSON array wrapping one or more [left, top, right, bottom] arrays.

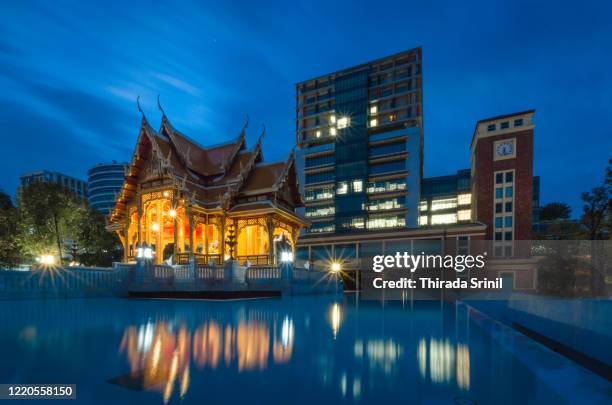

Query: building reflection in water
[[354, 339, 404, 375], [119, 316, 295, 403], [416, 338, 470, 390]]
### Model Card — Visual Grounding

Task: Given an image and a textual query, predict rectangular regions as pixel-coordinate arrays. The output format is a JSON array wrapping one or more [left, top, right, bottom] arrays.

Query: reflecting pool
[[0, 296, 608, 404]]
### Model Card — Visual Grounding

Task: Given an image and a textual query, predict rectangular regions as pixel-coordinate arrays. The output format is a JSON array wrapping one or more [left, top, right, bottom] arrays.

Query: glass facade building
[[296, 48, 424, 236], [88, 161, 128, 214]]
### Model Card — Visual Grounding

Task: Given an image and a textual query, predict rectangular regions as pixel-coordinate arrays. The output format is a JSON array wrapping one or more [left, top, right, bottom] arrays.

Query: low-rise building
[[19, 170, 87, 199]]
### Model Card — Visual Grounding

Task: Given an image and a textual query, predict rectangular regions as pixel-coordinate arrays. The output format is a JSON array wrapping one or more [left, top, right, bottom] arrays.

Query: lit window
[[329, 115, 336, 124], [337, 116, 350, 129], [431, 214, 457, 225], [316, 130, 321, 138], [330, 128, 337, 136], [370, 119, 378, 127], [352, 180, 363, 193], [419, 215, 428, 226], [458, 210, 471, 221], [431, 198, 457, 211], [337, 182, 348, 195], [389, 113, 397, 122], [366, 216, 405, 229], [457, 193, 471, 205], [370, 105, 378, 114], [420, 201, 428, 211], [351, 218, 365, 229]]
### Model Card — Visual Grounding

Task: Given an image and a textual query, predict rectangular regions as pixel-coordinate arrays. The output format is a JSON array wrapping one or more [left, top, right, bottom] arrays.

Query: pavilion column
[[136, 186, 142, 247], [232, 218, 238, 259], [267, 215, 274, 266], [188, 207, 194, 255], [156, 201, 163, 264], [137, 206, 142, 247], [172, 196, 178, 262], [204, 215, 209, 257], [123, 215, 130, 262], [220, 215, 226, 262]]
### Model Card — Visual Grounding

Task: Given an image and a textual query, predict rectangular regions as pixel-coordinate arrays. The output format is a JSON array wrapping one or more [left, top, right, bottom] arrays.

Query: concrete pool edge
[[458, 301, 612, 403]]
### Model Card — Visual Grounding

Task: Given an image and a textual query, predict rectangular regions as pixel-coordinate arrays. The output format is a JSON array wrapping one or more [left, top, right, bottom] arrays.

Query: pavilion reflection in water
[[118, 316, 294, 403]]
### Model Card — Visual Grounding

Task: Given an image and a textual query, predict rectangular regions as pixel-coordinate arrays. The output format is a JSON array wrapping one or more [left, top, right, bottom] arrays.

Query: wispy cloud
[[150, 72, 202, 97]]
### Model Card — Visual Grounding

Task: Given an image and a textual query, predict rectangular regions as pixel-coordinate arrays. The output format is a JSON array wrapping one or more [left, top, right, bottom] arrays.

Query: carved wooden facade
[[108, 110, 306, 265]]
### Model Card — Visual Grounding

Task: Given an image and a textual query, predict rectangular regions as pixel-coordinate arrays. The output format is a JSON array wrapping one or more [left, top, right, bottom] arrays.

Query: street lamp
[[330, 262, 342, 273], [38, 254, 56, 266], [281, 251, 294, 263]]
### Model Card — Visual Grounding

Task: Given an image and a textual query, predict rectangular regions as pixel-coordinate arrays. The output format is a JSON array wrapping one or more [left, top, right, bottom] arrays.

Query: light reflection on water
[[119, 316, 296, 403], [0, 297, 569, 404], [416, 338, 471, 390]]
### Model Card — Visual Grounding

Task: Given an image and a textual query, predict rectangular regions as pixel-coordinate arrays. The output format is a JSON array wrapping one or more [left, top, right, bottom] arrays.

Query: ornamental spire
[[136, 95, 151, 127], [157, 94, 167, 118]]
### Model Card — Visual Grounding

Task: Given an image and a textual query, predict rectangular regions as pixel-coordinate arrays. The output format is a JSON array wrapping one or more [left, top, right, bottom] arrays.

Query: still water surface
[[0, 296, 598, 404]]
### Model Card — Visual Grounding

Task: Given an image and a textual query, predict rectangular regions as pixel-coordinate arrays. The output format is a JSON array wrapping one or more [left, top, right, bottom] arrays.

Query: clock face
[[496, 141, 514, 157]]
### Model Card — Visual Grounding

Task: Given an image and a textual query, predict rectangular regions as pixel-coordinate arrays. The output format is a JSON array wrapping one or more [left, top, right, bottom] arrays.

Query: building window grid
[[494, 169, 515, 243], [367, 179, 406, 194]]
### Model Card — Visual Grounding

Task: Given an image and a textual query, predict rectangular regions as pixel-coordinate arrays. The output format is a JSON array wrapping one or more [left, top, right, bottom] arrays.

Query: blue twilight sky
[[0, 0, 610, 216]]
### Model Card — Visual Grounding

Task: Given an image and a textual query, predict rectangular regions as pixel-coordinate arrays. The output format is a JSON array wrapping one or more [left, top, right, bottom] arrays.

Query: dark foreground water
[[0, 296, 609, 404]]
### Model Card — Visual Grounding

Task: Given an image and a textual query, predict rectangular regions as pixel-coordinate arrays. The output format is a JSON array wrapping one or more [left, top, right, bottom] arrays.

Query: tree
[[539, 202, 572, 221], [537, 242, 581, 296], [579, 163, 611, 296], [580, 165, 611, 240], [17, 182, 84, 265], [72, 207, 122, 267], [0, 190, 21, 268], [534, 219, 581, 240]]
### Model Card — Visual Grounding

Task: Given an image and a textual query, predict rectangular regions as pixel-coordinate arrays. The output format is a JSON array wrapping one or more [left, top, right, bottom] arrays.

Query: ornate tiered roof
[[109, 107, 304, 226]]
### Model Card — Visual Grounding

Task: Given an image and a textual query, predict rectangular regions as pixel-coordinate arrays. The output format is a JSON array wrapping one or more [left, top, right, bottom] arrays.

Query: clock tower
[[470, 110, 535, 244]]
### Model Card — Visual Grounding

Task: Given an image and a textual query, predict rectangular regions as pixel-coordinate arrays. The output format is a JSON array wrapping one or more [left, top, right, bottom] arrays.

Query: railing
[[246, 266, 280, 280], [173, 264, 193, 281], [0, 267, 130, 298], [196, 265, 224, 280], [153, 265, 173, 279], [237, 255, 271, 266], [175, 253, 223, 265], [175, 253, 191, 265]]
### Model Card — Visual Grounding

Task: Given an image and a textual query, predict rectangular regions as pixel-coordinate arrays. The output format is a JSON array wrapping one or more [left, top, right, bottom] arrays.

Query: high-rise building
[[296, 48, 423, 236], [471, 110, 535, 246], [88, 161, 128, 214], [19, 171, 87, 199]]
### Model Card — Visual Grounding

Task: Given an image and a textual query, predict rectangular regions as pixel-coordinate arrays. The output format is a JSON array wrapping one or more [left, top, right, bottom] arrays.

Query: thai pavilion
[[108, 105, 306, 266]]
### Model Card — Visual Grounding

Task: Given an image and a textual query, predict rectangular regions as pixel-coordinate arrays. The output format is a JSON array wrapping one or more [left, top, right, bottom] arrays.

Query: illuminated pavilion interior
[[108, 106, 306, 266]]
